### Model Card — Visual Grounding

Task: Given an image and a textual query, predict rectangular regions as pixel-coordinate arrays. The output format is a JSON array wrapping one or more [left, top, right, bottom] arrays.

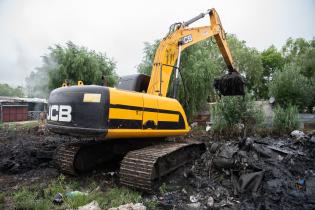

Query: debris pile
[[157, 132, 315, 210]]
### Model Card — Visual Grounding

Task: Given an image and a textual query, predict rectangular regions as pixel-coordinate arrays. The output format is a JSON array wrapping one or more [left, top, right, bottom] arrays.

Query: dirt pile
[[0, 130, 72, 174], [156, 133, 315, 210]]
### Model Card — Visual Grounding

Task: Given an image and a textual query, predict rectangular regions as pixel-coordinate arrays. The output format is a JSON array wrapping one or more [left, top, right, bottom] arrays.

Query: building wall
[[1, 105, 28, 122]]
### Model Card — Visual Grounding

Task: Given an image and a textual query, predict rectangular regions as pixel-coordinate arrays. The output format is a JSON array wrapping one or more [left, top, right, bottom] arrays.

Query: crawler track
[[54, 144, 80, 175], [120, 141, 205, 192]]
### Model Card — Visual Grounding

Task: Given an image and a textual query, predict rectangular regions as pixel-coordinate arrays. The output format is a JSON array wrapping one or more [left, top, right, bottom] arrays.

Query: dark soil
[[1, 128, 315, 210]]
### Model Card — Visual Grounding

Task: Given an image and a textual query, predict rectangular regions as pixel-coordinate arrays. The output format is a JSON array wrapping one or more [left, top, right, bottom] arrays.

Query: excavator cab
[[214, 71, 245, 96], [116, 74, 150, 93]]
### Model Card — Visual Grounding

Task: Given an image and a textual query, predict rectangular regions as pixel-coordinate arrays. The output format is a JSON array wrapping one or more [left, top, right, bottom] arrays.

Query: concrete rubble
[[108, 203, 146, 210]]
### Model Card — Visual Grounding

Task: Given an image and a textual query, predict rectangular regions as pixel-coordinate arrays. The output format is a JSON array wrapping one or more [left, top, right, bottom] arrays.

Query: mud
[[1, 128, 315, 210]]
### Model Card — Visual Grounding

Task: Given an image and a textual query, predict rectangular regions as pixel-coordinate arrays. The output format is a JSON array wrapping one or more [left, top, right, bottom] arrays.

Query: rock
[[291, 130, 305, 140], [186, 202, 201, 209], [78, 201, 101, 210], [108, 203, 146, 210], [310, 135, 315, 143], [207, 196, 214, 207]]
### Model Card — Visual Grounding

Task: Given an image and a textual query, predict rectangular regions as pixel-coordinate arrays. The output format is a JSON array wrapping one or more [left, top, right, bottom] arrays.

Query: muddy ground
[[0, 127, 315, 210]]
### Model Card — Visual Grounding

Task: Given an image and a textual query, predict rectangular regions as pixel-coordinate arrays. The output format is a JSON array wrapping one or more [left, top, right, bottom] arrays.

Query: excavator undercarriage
[[54, 138, 205, 192]]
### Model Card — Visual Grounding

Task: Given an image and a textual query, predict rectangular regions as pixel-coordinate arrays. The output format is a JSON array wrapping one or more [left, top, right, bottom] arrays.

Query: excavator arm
[[147, 8, 241, 97]]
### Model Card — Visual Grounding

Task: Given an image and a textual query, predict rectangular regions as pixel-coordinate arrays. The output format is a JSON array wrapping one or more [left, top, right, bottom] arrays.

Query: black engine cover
[[47, 85, 109, 136]]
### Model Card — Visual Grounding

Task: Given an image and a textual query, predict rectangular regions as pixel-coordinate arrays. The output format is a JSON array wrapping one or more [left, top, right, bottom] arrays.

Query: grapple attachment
[[214, 72, 245, 96]]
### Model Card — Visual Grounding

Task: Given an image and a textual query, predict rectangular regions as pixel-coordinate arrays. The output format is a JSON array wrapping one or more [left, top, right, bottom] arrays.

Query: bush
[[211, 93, 264, 137], [272, 104, 299, 134], [269, 64, 309, 111]]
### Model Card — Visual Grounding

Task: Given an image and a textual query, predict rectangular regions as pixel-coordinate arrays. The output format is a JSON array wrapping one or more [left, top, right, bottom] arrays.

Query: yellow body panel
[[109, 88, 143, 107], [157, 113, 179, 122], [109, 108, 142, 120], [106, 87, 190, 139]]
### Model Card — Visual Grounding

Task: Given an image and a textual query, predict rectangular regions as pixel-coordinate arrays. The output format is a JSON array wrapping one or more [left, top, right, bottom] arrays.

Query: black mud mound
[[154, 134, 315, 210]]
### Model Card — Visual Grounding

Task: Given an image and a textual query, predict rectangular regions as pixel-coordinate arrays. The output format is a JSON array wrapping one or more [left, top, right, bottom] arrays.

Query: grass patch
[[159, 183, 168, 195], [0, 192, 5, 209], [96, 187, 142, 209], [12, 187, 37, 209], [8, 175, 144, 210], [273, 104, 299, 134], [144, 199, 158, 210], [1, 121, 38, 133]]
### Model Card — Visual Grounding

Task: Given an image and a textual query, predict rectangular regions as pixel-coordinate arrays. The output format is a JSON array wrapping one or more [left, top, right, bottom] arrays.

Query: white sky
[[0, 0, 314, 86]]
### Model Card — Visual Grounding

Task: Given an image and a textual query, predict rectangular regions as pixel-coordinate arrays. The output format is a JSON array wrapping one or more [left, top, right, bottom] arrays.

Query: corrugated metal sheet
[[2, 105, 28, 122]]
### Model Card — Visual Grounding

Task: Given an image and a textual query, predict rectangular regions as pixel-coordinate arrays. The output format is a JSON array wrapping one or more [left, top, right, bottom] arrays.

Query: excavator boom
[[147, 8, 244, 97]]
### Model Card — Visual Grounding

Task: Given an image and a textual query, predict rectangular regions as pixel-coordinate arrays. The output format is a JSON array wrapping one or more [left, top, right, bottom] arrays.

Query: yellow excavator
[[47, 8, 244, 192]]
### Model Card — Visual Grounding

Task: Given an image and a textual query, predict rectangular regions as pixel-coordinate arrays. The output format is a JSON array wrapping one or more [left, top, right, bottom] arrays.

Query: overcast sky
[[0, 0, 314, 86]]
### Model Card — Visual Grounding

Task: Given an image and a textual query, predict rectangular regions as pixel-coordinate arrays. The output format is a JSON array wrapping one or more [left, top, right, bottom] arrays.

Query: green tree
[[269, 64, 308, 110], [137, 40, 160, 75], [0, 84, 24, 97], [260, 45, 285, 98], [282, 37, 311, 63], [278, 37, 315, 112], [26, 41, 118, 98]]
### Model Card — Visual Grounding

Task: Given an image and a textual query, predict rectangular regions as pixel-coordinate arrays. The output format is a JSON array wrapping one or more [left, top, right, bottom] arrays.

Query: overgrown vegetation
[[6, 175, 142, 210], [0, 192, 5, 209], [211, 94, 264, 137], [272, 105, 299, 134], [269, 64, 310, 111]]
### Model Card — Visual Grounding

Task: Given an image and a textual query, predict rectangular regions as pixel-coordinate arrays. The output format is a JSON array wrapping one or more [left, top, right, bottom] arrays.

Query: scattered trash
[[66, 190, 88, 198], [189, 195, 199, 203], [206, 125, 211, 132], [190, 122, 198, 128], [267, 145, 305, 156], [52, 192, 63, 205], [108, 203, 146, 210], [295, 177, 305, 190], [78, 200, 101, 210], [206, 196, 214, 207], [291, 130, 306, 140], [236, 171, 264, 193], [213, 144, 238, 169]]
